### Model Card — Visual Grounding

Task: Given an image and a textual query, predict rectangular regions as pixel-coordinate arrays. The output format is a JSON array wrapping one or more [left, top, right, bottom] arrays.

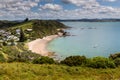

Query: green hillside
[[6, 20, 66, 40], [0, 20, 67, 62], [0, 62, 120, 80]]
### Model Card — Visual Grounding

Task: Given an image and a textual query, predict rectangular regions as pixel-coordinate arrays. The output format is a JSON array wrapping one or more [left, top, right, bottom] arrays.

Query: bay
[[47, 22, 120, 59]]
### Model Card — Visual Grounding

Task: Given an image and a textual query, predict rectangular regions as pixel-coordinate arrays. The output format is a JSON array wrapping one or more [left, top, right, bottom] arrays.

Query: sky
[[0, 0, 120, 20]]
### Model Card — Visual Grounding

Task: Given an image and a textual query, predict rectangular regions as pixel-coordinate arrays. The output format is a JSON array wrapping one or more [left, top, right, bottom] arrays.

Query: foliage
[[24, 18, 29, 22], [61, 56, 87, 66], [109, 53, 120, 60], [2, 41, 7, 46], [0, 20, 20, 28], [6, 20, 67, 40], [32, 20, 66, 39], [19, 28, 26, 42], [114, 58, 120, 67], [0, 52, 6, 62], [1, 43, 41, 63], [33, 56, 55, 64], [0, 63, 120, 80], [7, 51, 41, 63], [86, 57, 116, 68]]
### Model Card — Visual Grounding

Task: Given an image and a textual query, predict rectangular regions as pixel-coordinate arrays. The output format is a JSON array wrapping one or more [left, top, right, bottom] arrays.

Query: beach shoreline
[[27, 35, 59, 56]]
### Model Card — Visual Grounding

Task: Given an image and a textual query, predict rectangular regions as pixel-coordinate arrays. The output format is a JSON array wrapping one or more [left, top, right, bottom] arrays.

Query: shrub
[[114, 58, 120, 67], [7, 51, 41, 63], [33, 56, 55, 64], [61, 56, 86, 66], [0, 52, 6, 62], [19, 28, 26, 42], [109, 53, 120, 60], [86, 57, 116, 68]]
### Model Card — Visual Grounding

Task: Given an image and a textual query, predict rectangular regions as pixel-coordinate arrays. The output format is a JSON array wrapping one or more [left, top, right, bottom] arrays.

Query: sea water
[[47, 22, 120, 59]]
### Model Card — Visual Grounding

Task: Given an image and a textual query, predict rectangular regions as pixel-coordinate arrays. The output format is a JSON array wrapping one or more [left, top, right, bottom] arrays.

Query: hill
[[57, 19, 120, 22], [0, 62, 120, 80], [0, 20, 67, 62]]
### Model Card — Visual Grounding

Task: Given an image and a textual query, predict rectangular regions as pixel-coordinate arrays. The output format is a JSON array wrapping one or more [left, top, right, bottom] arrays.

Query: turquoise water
[[47, 22, 120, 58]]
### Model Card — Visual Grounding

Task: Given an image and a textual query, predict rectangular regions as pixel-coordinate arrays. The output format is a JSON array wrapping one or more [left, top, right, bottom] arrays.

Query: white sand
[[28, 35, 58, 56]]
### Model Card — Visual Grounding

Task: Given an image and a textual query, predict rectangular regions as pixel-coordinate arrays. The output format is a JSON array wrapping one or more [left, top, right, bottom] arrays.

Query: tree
[[2, 41, 7, 46], [19, 28, 26, 42], [24, 18, 29, 22]]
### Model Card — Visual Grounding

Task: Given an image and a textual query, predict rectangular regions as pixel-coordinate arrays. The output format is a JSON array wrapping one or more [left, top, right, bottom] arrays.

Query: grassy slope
[[0, 63, 120, 80]]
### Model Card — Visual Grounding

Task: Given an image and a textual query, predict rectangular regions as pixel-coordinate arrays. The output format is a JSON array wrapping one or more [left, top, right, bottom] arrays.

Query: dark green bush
[[109, 53, 120, 60], [33, 56, 55, 64], [114, 58, 120, 67], [86, 57, 116, 68], [7, 51, 41, 63], [61, 56, 86, 66]]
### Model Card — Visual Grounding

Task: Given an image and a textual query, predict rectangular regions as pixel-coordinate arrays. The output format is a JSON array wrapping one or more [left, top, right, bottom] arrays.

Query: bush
[[114, 58, 120, 67], [109, 53, 120, 60], [33, 56, 55, 64], [86, 57, 116, 68], [0, 52, 6, 62], [7, 51, 41, 63], [61, 56, 86, 66]]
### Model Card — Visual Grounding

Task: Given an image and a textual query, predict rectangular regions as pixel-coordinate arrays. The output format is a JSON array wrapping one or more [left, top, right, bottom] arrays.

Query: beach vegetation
[[33, 56, 55, 64], [114, 58, 120, 67], [61, 56, 87, 66], [86, 57, 116, 68], [109, 52, 120, 60]]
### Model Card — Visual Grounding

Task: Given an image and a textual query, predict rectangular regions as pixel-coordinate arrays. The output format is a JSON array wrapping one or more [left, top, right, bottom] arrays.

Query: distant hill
[[0, 20, 21, 28], [57, 19, 120, 22]]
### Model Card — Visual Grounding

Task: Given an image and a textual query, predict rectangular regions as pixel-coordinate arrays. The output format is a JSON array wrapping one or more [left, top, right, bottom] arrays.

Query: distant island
[[56, 18, 120, 22]]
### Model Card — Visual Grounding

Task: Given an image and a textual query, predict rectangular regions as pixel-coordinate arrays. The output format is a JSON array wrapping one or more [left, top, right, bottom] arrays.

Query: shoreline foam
[[28, 35, 58, 56]]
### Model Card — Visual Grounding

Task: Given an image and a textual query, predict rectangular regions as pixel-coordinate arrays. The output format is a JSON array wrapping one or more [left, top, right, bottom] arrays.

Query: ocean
[[47, 22, 120, 59]]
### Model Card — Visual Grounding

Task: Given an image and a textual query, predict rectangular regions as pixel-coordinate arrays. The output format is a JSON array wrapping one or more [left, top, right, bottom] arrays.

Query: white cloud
[[0, 0, 120, 20], [62, 0, 99, 7], [41, 4, 63, 11], [103, 0, 117, 2], [0, 0, 38, 10]]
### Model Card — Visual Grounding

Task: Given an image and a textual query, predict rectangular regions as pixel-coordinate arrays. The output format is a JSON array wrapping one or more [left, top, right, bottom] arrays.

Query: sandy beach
[[28, 35, 58, 56]]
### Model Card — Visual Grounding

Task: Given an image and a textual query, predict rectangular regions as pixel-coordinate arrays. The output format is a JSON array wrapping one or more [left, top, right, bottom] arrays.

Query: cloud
[[103, 0, 117, 2], [0, 0, 38, 11], [0, 0, 40, 20], [0, 0, 120, 20], [62, 0, 99, 7], [41, 3, 63, 11]]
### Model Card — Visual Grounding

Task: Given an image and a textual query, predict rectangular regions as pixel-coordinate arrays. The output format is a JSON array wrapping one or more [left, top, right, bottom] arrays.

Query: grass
[[9, 21, 33, 30], [0, 63, 120, 80]]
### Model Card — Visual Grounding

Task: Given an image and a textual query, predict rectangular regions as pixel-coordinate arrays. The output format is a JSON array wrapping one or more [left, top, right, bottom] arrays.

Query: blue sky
[[0, 0, 120, 20]]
